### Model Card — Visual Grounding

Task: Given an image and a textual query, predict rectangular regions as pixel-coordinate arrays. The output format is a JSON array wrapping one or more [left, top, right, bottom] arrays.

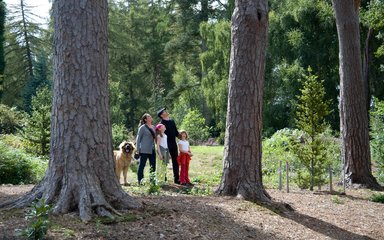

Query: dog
[[114, 141, 136, 185]]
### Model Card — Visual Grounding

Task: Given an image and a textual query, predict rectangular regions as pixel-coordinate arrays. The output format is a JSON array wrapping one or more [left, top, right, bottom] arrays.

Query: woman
[[136, 113, 156, 184]]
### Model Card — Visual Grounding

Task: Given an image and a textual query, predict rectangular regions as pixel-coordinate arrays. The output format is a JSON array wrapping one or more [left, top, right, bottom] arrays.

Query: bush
[[17, 198, 52, 240], [262, 128, 341, 189], [262, 128, 298, 187], [20, 86, 52, 156], [180, 109, 210, 145], [370, 193, 384, 204], [0, 141, 47, 184], [0, 104, 27, 134], [370, 97, 384, 183], [112, 123, 134, 149]]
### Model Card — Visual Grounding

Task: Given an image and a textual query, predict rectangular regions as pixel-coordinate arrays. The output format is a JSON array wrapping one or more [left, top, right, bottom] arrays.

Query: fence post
[[329, 165, 333, 192], [286, 161, 289, 193], [279, 160, 282, 191]]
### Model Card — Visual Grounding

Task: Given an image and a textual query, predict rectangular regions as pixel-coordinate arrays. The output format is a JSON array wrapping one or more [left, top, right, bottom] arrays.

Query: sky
[[4, 0, 51, 25]]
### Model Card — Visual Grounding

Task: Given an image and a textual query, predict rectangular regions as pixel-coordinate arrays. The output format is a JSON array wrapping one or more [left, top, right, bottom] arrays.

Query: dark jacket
[[161, 119, 179, 150]]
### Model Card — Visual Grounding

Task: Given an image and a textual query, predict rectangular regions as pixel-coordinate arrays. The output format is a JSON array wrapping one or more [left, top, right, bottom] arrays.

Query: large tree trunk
[[0, 0, 141, 221], [333, 0, 382, 190], [216, 0, 270, 202]]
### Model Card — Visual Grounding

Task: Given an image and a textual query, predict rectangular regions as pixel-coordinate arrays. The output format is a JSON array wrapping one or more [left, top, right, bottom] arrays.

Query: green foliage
[[111, 123, 134, 150], [262, 128, 299, 187], [23, 52, 50, 113], [200, 20, 230, 142], [0, 139, 47, 184], [361, 0, 384, 58], [295, 68, 332, 135], [21, 86, 52, 156], [0, 0, 5, 100], [293, 68, 332, 189], [17, 198, 52, 240], [369, 193, 384, 203], [0, 104, 27, 134], [262, 127, 340, 189], [147, 171, 160, 195], [3, 1, 48, 110], [263, 60, 304, 137], [331, 196, 345, 205], [180, 108, 210, 145], [267, 0, 340, 132], [370, 97, 384, 182], [166, 62, 203, 122], [108, 0, 174, 132]]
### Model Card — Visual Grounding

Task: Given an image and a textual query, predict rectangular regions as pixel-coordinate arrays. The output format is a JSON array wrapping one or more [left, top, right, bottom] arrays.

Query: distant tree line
[[0, 0, 384, 148]]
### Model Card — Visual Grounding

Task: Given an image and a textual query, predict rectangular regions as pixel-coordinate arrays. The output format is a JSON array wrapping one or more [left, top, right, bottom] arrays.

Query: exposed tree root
[[0, 174, 142, 222]]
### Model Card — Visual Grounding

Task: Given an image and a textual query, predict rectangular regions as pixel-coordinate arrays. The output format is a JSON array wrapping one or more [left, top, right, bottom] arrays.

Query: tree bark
[[216, 0, 270, 202], [333, 0, 382, 190], [0, 0, 141, 221]]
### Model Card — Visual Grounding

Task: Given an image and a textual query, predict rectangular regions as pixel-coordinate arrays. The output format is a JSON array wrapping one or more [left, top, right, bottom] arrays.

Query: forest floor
[[0, 183, 383, 240]]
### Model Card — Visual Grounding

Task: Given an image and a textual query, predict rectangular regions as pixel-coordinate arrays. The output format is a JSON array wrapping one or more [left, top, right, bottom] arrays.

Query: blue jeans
[[137, 149, 156, 183]]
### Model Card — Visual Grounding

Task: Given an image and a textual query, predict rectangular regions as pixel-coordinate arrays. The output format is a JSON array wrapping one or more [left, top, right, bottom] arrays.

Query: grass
[[124, 145, 224, 196], [370, 193, 384, 203], [331, 196, 345, 204]]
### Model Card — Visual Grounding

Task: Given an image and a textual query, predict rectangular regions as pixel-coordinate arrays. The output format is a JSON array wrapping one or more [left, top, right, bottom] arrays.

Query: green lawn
[[124, 145, 224, 195]]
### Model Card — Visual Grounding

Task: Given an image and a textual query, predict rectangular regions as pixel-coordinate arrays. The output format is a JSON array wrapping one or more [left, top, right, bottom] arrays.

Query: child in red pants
[[177, 130, 193, 186]]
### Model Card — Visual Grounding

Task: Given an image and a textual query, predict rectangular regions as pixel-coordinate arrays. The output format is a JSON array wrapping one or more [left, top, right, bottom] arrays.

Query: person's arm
[[188, 142, 193, 156], [173, 120, 180, 139], [136, 126, 143, 153], [156, 135, 163, 159]]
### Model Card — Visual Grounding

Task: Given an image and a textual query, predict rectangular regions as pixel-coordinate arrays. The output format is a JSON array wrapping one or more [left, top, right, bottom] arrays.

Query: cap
[[157, 107, 166, 118]]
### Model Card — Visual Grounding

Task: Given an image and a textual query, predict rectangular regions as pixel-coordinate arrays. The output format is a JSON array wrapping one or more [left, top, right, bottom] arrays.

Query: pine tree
[[294, 67, 332, 190], [21, 85, 51, 156], [2, 0, 46, 109], [0, 0, 5, 101]]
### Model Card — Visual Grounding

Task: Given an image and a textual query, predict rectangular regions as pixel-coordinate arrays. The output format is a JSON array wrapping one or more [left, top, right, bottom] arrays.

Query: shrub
[[262, 128, 341, 189], [370, 193, 384, 203], [20, 86, 52, 156], [370, 97, 384, 183], [112, 123, 134, 149], [180, 109, 210, 145], [0, 104, 27, 134], [17, 198, 52, 240], [262, 128, 298, 187], [147, 172, 160, 195], [0, 141, 47, 184]]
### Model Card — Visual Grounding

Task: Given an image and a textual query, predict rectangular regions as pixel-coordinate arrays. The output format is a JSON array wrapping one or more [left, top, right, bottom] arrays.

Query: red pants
[[178, 152, 191, 184]]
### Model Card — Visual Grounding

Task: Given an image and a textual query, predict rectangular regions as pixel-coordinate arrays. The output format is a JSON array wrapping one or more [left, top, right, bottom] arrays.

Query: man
[[157, 107, 180, 184]]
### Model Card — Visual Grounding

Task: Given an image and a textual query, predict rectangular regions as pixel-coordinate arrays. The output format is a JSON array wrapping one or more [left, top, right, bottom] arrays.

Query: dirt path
[[0, 185, 383, 239]]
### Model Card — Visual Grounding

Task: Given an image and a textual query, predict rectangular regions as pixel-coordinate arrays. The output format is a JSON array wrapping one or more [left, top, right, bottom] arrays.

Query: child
[[156, 123, 170, 184], [177, 130, 193, 186]]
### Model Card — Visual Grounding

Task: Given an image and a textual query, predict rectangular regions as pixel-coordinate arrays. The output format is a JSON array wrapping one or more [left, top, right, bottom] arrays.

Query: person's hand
[[189, 152, 193, 156]]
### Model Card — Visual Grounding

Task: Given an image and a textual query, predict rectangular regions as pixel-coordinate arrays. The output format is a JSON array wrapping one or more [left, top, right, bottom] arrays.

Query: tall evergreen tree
[[200, 20, 230, 141], [109, 0, 173, 132], [216, 0, 270, 202], [23, 51, 50, 113], [294, 68, 332, 190], [21, 85, 51, 156], [1, 0, 141, 221], [0, 0, 5, 101], [2, 0, 45, 109], [333, 0, 382, 189], [361, 0, 384, 100], [265, 0, 339, 134]]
